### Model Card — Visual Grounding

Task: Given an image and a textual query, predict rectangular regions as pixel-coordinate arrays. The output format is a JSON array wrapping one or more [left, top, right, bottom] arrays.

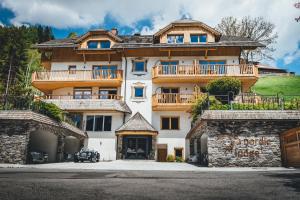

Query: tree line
[[0, 25, 54, 96]]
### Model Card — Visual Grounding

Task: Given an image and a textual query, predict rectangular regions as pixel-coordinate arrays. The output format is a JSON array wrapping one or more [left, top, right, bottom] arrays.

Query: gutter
[[122, 48, 128, 124]]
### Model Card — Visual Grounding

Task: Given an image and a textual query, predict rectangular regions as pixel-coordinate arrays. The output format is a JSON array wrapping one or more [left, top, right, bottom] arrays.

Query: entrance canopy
[[116, 112, 158, 136]]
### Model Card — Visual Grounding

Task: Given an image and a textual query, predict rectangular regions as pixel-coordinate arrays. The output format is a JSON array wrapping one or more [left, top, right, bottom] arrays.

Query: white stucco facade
[[46, 55, 240, 161]]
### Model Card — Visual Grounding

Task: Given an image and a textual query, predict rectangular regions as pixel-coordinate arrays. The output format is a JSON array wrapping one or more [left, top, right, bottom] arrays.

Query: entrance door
[[281, 129, 300, 167], [124, 136, 151, 159]]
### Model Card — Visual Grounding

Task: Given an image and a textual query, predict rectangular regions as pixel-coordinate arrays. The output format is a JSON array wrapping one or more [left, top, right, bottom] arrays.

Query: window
[[161, 117, 179, 130], [199, 60, 226, 74], [160, 61, 179, 75], [100, 41, 111, 48], [87, 40, 111, 49], [161, 87, 179, 94], [99, 88, 118, 99], [167, 35, 184, 43], [134, 87, 144, 98], [73, 88, 92, 99], [87, 41, 98, 48], [86, 116, 94, 131], [175, 148, 183, 159], [68, 65, 76, 74], [85, 115, 112, 131], [190, 34, 207, 43], [133, 61, 146, 72], [93, 65, 117, 79]]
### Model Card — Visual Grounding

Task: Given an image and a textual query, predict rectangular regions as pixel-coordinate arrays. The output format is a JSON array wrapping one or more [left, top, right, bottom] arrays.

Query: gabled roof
[[154, 19, 222, 37], [116, 112, 157, 133], [75, 29, 123, 43]]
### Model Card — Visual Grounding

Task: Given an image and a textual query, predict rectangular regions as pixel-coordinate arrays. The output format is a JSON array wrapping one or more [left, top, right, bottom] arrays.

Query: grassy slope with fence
[[251, 76, 300, 96]]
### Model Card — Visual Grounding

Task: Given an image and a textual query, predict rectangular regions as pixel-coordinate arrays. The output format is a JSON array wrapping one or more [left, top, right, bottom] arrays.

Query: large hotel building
[[33, 19, 262, 161]]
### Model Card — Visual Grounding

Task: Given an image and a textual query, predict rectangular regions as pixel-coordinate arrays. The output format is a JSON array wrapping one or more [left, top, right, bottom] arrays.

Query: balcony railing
[[42, 94, 122, 100], [39, 94, 129, 112], [152, 64, 258, 78], [32, 69, 123, 81], [152, 93, 198, 110]]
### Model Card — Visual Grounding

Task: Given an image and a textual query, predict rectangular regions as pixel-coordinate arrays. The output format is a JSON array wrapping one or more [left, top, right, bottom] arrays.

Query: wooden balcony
[[152, 93, 198, 111], [32, 69, 123, 92], [152, 64, 258, 84]]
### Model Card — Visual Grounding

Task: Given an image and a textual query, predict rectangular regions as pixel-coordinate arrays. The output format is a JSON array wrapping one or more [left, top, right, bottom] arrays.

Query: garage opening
[[64, 136, 81, 161], [190, 133, 208, 165], [281, 128, 300, 168], [28, 130, 58, 163]]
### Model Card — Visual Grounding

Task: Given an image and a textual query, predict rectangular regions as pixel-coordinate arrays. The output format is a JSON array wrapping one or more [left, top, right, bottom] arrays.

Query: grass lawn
[[251, 76, 300, 96]]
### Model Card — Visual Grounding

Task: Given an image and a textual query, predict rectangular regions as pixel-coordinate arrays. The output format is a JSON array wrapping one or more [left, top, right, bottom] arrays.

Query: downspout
[[122, 48, 128, 124]]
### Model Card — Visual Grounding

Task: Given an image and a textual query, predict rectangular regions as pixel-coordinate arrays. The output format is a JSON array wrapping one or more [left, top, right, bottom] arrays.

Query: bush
[[191, 93, 209, 122], [175, 156, 184, 162], [166, 154, 175, 162], [206, 77, 241, 96], [33, 101, 64, 122]]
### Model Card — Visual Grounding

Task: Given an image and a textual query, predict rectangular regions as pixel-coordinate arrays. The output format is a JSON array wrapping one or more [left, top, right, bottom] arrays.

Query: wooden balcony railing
[[32, 69, 123, 81], [152, 93, 198, 106], [152, 64, 258, 78], [42, 94, 122, 100]]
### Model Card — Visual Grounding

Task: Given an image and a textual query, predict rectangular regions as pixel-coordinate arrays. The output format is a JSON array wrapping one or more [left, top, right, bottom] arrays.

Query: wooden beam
[[83, 53, 86, 64], [205, 50, 208, 59], [159, 48, 217, 52]]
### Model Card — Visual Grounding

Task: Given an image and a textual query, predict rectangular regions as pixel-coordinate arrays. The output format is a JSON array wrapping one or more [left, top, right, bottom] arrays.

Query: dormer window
[[87, 41, 98, 48], [100, 41, 111, 48], [190, 34, 207, 43], [167, 35, 184, 44], [87, 40, 111, 49]]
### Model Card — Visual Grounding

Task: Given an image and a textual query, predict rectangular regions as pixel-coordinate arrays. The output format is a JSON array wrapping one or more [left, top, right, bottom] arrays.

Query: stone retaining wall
[[188, 111, 300, 167], [0, 111, 86, 164], [206, 121, 287, 167]]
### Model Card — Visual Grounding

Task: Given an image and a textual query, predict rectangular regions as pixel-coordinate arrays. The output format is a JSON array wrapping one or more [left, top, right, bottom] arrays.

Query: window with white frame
[[190, 34, 207, 43], [131, 83, 146, 99], [167, 34, 184, 44], [85, 115, 112, 131]]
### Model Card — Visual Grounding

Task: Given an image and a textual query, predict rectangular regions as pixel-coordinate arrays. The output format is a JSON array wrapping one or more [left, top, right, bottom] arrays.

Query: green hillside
[[251, 76, 300, 95]]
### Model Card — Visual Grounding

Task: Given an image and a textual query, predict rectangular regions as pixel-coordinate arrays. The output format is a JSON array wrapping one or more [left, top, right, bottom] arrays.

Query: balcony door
[[93, 65, 117, 79], [160, 87, 179, 103], [99, 88, 118, 99], [199, 60, 226, 74], [160, 61, 179, 75], [73, 88, 92, 99]]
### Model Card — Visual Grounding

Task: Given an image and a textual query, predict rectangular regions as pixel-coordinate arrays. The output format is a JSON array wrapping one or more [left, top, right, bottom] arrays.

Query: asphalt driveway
[[0, 168, 299, 200]]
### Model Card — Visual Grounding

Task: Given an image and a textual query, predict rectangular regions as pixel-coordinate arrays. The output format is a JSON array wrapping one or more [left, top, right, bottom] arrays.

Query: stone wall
[[0, 120, 30, 164], [206, 120, 300, 167], [0, 111, 86, 164], [188, 111, 300, 167]]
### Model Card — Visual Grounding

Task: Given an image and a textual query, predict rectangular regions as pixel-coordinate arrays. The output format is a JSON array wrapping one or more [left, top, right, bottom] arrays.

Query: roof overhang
[[154, 21, 222, 38], [116, 130, 158, 136], [76, 30, 123, 43]]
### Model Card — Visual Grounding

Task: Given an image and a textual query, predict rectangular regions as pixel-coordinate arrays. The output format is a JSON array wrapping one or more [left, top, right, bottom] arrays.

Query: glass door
[[160, 61, 179, 75]]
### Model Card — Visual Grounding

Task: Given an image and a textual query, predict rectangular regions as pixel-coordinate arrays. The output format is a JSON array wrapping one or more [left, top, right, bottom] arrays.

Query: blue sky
[[0, 0, 299, 74]]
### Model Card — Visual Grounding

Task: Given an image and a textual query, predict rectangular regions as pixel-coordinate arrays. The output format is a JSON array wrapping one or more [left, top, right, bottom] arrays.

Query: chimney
[[111, 28, 118, 35]]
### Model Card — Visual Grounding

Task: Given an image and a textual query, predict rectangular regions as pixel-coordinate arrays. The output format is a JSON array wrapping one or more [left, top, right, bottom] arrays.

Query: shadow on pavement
[[265, 171, 300, 193]]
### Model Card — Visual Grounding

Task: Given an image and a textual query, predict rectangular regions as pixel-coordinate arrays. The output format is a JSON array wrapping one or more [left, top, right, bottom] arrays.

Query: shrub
[[175, 156, 184, 162], [206, 77, 241, 98], [33, 101, 64, 122], [166, 154, 175, 162], [191, 93, 209, 122]]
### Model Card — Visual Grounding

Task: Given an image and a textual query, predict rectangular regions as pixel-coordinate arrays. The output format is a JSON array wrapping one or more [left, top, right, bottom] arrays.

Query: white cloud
[[0, 21, 3, 26], [0, 0, 299, 62], [284, 50, 300, 65]]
